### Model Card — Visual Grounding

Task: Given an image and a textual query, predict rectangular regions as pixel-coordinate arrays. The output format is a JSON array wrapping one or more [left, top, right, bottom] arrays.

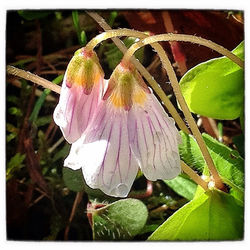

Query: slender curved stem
[[122, 36, 240, 190], [122, 34, 244, 68], [6, 65, 61, 94]]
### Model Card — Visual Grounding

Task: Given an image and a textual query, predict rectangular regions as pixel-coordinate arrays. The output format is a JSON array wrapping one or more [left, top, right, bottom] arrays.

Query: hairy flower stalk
[[65, 62, 182, 197], [53, 48, 104, 143]]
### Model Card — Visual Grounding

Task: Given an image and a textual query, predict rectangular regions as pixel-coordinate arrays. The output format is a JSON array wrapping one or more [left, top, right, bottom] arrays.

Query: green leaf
[[18, 10, 51, 20], [29, 91, 48, 123], [80, 30, 87, 46], [8, 107, 22, 117], [179, 131, 244, 198], [62, 167, 85, 192], [108, 11, 118, 27], [92, 198, 148, 240], [7, 133, 17, 143], [54, 11, 62, 20], [72, 10, 80, 33], [72, 11, 86, 46], [52, 74, 64, 85], [180, 41, 244, 120], [148, 190, 243, 240], [6, 153, 26, 180], [104, 37, 144, 70], [6, 123, 18, 134], [164, 173, 197, 200]]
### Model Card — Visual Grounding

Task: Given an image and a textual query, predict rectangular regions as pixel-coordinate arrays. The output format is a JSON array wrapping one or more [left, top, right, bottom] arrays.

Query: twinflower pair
[[53, 47, 182, 197]]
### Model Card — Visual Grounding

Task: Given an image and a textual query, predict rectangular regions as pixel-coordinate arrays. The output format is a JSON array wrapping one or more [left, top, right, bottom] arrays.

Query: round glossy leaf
[[180, 42, 244, 120]]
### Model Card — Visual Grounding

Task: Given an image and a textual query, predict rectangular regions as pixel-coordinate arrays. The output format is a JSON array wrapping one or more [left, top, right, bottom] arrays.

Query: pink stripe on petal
[[129, 94, 181, 181], [53, 78, 104, 144], [67, 103, 139, 197]]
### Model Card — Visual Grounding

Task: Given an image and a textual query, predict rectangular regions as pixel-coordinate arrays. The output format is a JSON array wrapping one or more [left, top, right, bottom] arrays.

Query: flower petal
[[53, 48, 105, 144], [64, 102, 139, 197], [128, 93, 182, 181], [53, 79, 103, 143]]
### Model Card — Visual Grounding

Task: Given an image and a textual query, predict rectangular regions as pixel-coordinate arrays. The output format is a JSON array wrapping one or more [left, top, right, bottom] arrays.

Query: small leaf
[[108, 11, 118, 27], [62, 167, 85, 192], [164, 173, 197, 200], [92, 198, 148, 240], [8, 107, 22, 117], [180, 41, 244, 120], [7, 133, 17, 143], [7, 153, 26, 180], [29, 91, 48, 123], [72, 10, 86, 46], [148, 190, 243, 240], [80, 30, 87, 46], [6, 123, 18, 134], [72, 10, 80, 33]]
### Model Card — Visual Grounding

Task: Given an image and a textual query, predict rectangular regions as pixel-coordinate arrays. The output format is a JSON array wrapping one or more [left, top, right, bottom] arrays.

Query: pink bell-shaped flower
[[53, 48, 104, 143], [65, 62, 182, 197]]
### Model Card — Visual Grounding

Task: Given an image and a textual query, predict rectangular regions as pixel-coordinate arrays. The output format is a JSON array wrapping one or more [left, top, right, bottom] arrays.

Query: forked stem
[[85, 27, 190, 134]]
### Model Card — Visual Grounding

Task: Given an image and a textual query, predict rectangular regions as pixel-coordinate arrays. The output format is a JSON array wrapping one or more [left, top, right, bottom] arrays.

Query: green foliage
[[62, 167, 85, 192], [6, 153, 26, 181], [6, 123, 18, 142], [108, 11, 118, 27], [92, 199, 148, 240], [8, 107, 22, 117], [180, 42, 244, 119], [104, 37, 144, 70], [164, 173, 197, 200], [179, 131, 244, 201], [72, 11, 87, 46], [148, 190, 243, 240]]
